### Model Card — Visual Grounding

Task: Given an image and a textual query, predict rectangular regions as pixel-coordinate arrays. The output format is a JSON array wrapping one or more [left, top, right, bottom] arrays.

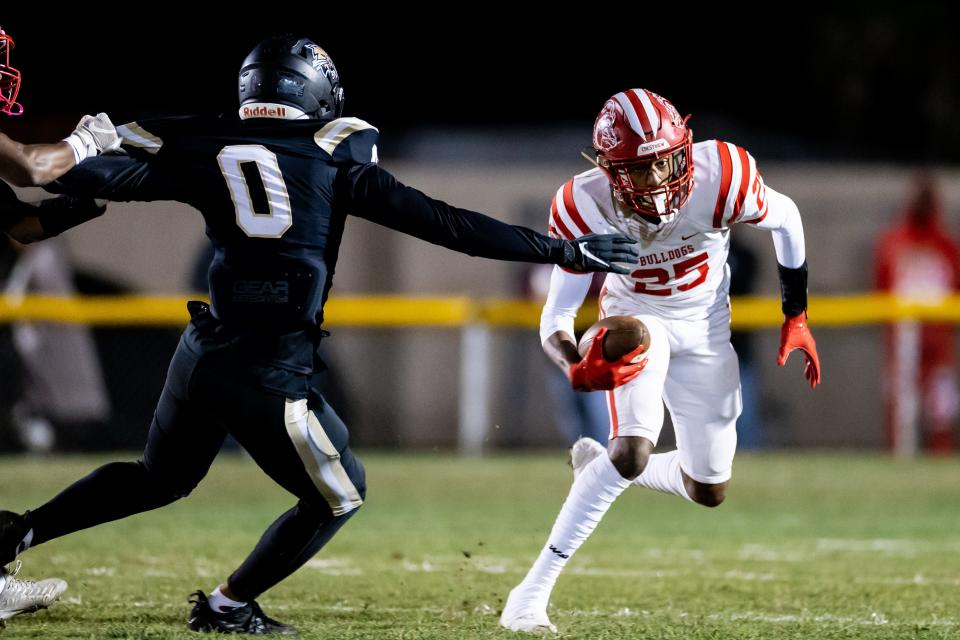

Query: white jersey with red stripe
[[548, 139, 769, 321]]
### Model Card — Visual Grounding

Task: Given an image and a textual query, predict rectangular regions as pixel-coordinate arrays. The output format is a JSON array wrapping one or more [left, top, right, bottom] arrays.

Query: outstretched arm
[[338, 163, 638, 272], [0, 113, 122, 186], [0, 131, 75, 187]]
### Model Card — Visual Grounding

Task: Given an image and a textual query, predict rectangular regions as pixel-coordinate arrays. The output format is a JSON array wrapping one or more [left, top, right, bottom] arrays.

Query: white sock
[[208, 586, 247, 613], [518, 455, 631, 599], [633, 450, 693, 501]]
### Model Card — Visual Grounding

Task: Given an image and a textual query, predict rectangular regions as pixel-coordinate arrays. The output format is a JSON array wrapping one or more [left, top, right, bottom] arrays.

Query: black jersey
[[49, 115, 569, 383]]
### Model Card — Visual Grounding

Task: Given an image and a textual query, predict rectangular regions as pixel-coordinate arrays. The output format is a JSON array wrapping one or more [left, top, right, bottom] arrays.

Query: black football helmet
[[238, 35, 344, 120]]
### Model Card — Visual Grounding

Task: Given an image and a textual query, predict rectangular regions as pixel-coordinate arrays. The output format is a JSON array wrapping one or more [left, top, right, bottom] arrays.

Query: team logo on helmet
[[304, 43, 342, 108], [305, 44, 328, 61], [305, 44, 336, 75], [594, 101, 621, 152]]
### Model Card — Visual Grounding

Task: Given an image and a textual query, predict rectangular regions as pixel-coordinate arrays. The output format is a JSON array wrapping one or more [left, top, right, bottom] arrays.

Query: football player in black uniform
[[0, 35, 639, 634]]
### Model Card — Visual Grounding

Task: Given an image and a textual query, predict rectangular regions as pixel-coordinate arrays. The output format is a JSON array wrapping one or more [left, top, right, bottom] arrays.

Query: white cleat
[[0, 562, 68, 626], [569, 437, 606, 479], [499, 586, 557, 634]]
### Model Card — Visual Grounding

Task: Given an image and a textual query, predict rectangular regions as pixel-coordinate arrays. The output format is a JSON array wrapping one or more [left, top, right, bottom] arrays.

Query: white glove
[[63, 112, 122, 163]]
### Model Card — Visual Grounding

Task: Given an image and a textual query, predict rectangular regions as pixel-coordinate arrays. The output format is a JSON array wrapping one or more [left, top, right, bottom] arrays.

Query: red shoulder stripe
[[550, 196, 575, 240], [741, 200, 769, 225], [730, 146, 751, 224], [713, 141, 733, 228], [562, 180, 592, 235]]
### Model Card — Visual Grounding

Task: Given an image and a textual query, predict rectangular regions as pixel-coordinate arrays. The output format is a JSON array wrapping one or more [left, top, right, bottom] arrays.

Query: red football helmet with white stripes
[[593, 89, 692, 217], [0, 25, 23, 116]]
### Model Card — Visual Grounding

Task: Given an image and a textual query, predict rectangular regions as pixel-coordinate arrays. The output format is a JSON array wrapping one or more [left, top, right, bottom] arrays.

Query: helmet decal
[[594, 101, 621, 152]]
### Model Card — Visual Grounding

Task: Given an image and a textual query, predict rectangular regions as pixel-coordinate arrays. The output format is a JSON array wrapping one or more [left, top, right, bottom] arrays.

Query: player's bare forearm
[[0, 132, 76, 186], [543, 331, 581, 375]]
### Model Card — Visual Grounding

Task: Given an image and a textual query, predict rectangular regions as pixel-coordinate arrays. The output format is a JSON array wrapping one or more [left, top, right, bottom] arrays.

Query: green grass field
[[0, 452, 958, 639]]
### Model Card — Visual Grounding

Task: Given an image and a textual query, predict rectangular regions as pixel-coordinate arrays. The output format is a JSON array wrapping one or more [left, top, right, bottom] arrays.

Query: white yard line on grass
[[303, 604, 960, 628], [303, 558, 363, 576], [391, 554, 954, 588], [560, 608, 957, 628], [854, 574, 960, 587], [56, 599, 959, 628], [143, 569, 178, 578]]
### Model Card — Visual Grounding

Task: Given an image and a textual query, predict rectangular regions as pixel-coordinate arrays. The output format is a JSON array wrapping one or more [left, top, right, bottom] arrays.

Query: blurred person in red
[[874, 174, 960, 454]]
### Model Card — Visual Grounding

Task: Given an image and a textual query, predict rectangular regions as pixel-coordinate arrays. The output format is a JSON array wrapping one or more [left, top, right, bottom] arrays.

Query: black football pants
[[24, 328, 366, 600]]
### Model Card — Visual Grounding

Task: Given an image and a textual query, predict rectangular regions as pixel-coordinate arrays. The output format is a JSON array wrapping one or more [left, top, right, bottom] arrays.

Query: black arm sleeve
[[0, 202, 32, 236], [337, 163, 568, 264], [1, 181, 103, 239], [35, 196, 107, 238], [46, 153, 172, 202], [778, 261, 808, 317], [0, 181, 31, 230]]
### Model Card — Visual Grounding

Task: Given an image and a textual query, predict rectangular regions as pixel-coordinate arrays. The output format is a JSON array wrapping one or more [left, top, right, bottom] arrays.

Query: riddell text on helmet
[[241, 105, 289, 118]]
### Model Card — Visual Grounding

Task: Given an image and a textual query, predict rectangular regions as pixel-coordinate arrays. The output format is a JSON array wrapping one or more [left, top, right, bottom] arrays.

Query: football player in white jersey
[[500, 88, 821, 634]]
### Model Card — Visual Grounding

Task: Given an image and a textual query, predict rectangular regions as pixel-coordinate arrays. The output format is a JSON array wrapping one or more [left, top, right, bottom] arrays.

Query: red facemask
[[0, 26, 23, 116]]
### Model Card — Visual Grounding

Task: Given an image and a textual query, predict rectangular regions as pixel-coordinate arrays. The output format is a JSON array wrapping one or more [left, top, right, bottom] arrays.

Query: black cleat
[[0, 511, 29, 567], [187, 590, 297, 635]]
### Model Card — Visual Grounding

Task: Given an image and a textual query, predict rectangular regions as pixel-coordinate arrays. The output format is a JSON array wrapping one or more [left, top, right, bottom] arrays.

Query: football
[[577, 315, 649, 363]]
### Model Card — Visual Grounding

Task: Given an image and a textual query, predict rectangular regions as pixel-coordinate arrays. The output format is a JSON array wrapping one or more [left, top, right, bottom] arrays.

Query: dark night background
[[0, 8, 958, 452], [2, 6, 958, 163]]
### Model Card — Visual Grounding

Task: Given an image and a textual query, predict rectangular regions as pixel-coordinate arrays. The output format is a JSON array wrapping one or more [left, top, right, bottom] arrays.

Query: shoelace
[[251, 601, 285, 629], [242, 604, 268, 633], [0, 561, 59, 606], [221, 605, 262, 634], [189, 590, 265, 634]]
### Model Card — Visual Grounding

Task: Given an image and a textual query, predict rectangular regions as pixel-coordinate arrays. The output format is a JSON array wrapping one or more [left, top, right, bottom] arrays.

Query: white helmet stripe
[[613, 92, 646, 140], [635, 90, 661, 135]]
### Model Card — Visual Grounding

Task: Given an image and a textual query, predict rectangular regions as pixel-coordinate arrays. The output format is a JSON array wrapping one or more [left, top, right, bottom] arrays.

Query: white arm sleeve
[[752, 186, 805, 268], [539, 266, 593, 345]]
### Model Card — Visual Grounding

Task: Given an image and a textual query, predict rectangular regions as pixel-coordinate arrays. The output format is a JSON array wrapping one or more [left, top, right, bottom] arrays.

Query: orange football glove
[[778, 312, 821, 388], [569, 327, 648, 391]]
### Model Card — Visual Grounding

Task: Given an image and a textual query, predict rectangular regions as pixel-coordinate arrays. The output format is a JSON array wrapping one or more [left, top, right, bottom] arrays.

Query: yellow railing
[[1, 293, 959, 328]]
